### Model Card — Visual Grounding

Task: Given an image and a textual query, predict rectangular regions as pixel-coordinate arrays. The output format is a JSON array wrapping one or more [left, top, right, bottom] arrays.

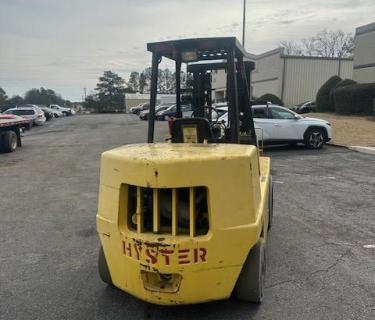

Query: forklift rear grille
[[127, 186, 209, 236]]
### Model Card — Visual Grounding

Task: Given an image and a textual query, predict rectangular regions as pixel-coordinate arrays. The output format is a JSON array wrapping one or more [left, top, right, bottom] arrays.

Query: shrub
[[316, 75, 341, 112], [335, 79, 357, 88], [254, 93, 284, 106], [333, 83, 375, 115]]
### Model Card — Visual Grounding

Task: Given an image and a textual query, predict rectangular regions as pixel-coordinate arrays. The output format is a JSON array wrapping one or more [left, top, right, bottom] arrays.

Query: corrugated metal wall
[[211, 50, 354, 107], [282, 58, 353, 106], [252, 50, 283, 98]]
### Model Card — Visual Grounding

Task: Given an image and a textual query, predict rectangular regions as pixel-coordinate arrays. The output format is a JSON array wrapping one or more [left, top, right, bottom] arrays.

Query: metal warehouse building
[[353, 22, 375, 83], [212, 49, 353, 107]]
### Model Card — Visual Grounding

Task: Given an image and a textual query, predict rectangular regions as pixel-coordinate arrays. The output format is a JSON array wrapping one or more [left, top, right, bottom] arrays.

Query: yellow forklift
[[96, 37, 273, 305]]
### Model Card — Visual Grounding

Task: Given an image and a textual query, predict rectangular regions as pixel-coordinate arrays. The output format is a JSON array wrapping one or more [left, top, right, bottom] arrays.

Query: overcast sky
[[0, 0, 373, 101]]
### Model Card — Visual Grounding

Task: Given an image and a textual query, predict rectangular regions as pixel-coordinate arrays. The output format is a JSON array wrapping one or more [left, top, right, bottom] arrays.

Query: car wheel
[[235, 239, 266, 303], [305, 128, 325, 149], [268, 177, 273, 230], [98, 246, 112, 285], [1, 131, 17, 153]]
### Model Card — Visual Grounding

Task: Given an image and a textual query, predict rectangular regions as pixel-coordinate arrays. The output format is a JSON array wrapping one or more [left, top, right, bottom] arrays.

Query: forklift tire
[[1, 131, 17, 153], [98, 246, 113, 285], [268, 177, 274, 230], [235, 239, 266, 303]]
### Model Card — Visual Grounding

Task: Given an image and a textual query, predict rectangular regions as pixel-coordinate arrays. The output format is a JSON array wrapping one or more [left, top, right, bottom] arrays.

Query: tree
[[279, 41, 303, 56], [157, 69, 165, 93], [128, 72, 140, 93], [24, 87, 68, 106], [280, 29, 354, 58], [94, 71, 127, 112], [139, 72, 147, 93], [335, 79, 357, 88], [0, 87, 8, 105], [129, 67, 189, 94], [314, 29, 354, 58], [163, 69, 174, 93], [7, 95, 24, 105], [316, 75, 342, 112], [85, 94, 99, 111], [334, 83, 375, 115]]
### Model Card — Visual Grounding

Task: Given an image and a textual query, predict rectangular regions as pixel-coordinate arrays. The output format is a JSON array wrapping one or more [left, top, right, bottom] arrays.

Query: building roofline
[[248, 47, 353, 61], [356, 22, 375, 36], [249, 48, 282, 60], [281, 54, 353, 61]]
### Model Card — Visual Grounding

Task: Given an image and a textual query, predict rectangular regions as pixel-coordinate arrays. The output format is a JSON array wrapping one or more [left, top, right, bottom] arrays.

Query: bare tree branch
[[279, 29, 354, 58]]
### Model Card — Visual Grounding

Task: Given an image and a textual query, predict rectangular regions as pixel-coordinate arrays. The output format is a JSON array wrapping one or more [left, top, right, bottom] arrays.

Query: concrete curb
[[348, 146, 375, 155], [327, 142, 348, 148]]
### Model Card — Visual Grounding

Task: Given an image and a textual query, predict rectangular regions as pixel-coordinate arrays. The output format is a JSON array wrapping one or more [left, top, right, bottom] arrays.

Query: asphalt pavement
[[0, 114, 374, 320]]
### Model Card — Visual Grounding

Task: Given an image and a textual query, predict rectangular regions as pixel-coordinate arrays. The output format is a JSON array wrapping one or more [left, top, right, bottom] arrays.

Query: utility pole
[[83, 88, 87, 101], [242, 0, 246, 47]]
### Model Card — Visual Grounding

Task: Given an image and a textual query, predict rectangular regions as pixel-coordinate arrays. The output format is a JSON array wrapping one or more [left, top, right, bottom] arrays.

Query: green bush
[[335, 79, 357, 88], [254, 93, 284, 106], [316, 75, 341, 112], [333, 83, 375, 115]]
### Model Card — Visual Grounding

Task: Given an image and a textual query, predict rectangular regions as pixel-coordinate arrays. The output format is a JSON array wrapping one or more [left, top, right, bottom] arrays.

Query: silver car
[[5, 106, 46, 125]]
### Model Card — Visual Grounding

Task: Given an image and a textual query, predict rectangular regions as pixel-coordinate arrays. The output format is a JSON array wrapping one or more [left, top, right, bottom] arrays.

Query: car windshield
[[7, 109, 34, 115], [166, 105, 176, 111], [156, 105, 170, 111]]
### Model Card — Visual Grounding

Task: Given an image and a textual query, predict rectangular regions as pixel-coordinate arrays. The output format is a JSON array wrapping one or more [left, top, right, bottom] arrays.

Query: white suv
[[5, 105, 46, 126], [219, 104, 332, 149]]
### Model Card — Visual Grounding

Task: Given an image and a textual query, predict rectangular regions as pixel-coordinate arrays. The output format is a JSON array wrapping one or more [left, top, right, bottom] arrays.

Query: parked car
[[290, 101, 316, 114], [49, 104, 74, 116], [40, 107, 54, 121], [218, 104, 331, 149], [139, 103, 174, 120], [4, 106, 46, 126], [156, 104, 193, 120], [130, 103, 149, 115]]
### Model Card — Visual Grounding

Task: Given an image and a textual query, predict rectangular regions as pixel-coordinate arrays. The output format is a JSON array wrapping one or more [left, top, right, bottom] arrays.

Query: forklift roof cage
[[146, 37, 257, 145]]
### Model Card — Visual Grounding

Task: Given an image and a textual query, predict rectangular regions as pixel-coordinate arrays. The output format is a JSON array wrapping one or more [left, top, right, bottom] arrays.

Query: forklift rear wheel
[[98, 246, 113, 285], [268, 178, 274, 230], [1, 131, 17, 153], [235, 239, 266, 303]]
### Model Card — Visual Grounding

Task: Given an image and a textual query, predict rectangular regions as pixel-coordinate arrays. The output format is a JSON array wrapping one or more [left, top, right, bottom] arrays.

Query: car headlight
[[326, 122, 331, 126]]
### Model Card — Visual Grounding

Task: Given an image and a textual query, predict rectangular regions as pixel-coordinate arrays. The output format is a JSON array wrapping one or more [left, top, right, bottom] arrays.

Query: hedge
[[333, 83, 375, 115], [335, 79, 357, 88], [254, 93, 284, 106], [316, 75, 342, 112]]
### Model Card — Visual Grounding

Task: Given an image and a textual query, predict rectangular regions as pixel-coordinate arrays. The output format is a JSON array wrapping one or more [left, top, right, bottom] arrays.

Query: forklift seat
[[171, 118, 212, 143]]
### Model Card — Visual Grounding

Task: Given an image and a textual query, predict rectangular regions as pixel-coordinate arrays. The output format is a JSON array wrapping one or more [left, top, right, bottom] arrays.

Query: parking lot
[[0, 114, 374, 320]]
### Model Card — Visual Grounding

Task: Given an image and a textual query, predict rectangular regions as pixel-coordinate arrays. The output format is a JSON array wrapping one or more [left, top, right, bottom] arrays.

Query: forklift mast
[[146, 37, 257, 145]]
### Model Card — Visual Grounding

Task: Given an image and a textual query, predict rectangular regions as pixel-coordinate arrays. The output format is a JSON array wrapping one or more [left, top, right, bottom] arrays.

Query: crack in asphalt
[[266, 248, 352, 290]]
